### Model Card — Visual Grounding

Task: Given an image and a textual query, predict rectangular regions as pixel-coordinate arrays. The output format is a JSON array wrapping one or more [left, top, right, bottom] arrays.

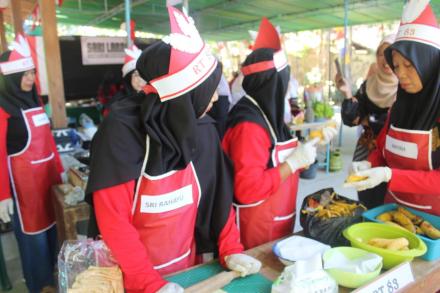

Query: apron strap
[[245, 95, 277, 143]]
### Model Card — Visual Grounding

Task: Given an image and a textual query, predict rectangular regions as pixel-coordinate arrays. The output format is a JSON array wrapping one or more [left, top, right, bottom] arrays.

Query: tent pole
[[125, 0, 132, 46], [0, 11, 7, 52], [343, 0, 348, 78], [39, 0, 67, 128], [10, 0, 23, 35]]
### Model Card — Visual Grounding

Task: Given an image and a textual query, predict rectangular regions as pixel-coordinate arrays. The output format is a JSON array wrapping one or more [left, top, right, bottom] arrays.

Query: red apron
[[8, 107, 59, 234], [131, 151, 200, 276], [384, 124, 440, 215], [234, 96, 298, 249]]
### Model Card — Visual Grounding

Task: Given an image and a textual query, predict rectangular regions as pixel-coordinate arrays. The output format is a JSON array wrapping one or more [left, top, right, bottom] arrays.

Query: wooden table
[[243, 238, 440, 293], [52, 184, 90, 246]]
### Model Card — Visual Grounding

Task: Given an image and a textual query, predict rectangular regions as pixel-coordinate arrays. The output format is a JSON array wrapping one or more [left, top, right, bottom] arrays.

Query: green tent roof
[[57, 0, 440, 41]]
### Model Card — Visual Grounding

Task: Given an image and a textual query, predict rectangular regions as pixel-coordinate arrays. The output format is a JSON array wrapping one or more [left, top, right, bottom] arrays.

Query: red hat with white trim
[[122, 44, 142, 77], [144, 6, 218, 102], [0, 34, 35, 75], [241, 17, 288, 76], [395, 0, 440, 49]]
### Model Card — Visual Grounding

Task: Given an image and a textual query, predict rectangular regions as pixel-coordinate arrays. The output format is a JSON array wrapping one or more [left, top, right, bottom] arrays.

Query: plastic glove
[[351, 161, 372, 173], [320, 126, 338, 145], [225, 254, 262, 277], [0, 198, 13, 223], [344, 167, 392, 191], [285, 138, 319, 173], [156, 282, 184, 293]]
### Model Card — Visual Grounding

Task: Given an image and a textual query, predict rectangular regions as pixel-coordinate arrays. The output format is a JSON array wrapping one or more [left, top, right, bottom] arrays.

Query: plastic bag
[[271, 254, 337, 293], [58, 239, 123, 293], [300, 188, 366, 247]]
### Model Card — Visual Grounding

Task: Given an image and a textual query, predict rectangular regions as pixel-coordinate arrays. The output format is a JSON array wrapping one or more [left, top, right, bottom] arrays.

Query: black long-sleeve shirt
[[341, 81, 389, 136]]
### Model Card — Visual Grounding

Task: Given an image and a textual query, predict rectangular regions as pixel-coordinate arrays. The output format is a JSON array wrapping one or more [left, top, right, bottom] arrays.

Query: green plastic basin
[[323, 247, 382, 288], [343, 223, 427, 269]]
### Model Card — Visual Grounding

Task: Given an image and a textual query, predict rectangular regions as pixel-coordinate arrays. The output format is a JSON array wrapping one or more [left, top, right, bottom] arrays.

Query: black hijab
[[0, 51, 40, 154], [227, 48, 291, 144], [86, 40, 230, 252], [385, 41, 440, 130], [105, 70, 138, 109], [87, 40, 222, 190]]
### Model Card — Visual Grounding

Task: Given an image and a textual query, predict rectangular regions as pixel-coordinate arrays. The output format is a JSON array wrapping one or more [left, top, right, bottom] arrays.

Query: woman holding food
[[86, 7, 261, 292], [336, 34, 398, 209], [223, 18, 336, 249], [345, 0, 440, 217]]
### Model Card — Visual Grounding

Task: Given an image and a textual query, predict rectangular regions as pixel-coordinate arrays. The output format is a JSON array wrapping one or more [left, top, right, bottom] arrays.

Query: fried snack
[[345, 174, 368, 183], [415, 225, 425, 235], [384, 221, 404, 229], [397, 206, 423, 225], [420, 221, 440, 239], [368, 237, 409, 251], [392, 211, 416, 233], [377, 212, 394, 222], [314, 200, 364, 219], [68, 266, 123, 293]]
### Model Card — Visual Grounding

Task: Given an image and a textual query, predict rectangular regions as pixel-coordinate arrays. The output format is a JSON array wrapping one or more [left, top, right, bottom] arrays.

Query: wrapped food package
[[58, 240, 123, 293]]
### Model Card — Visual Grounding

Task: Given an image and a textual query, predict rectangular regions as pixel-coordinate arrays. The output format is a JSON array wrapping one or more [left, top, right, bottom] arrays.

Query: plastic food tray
[[363, 203, 440, 261]]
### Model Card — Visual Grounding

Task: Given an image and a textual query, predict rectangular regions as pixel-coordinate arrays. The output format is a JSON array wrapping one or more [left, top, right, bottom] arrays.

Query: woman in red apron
[[0, 35, 63, 292], [344, 1, 440, 216], [86, 7, 261, 293], [222, 18, 336, 249]]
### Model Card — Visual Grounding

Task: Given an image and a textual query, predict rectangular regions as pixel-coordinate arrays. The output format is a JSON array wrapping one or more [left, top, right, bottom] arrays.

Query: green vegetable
[[313, 101, 333, 119]]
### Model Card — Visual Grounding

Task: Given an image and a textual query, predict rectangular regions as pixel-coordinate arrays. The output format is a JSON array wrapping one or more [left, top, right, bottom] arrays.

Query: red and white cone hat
[[241, 17, 288, 76], [144, 6, 218, 102], [395, 0, 440, 49], [0, 34, 35, 75], [122, 44, 142, 77]]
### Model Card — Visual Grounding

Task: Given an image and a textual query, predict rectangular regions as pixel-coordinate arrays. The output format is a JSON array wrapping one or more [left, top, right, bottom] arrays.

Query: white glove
[[225, 254, 262, 277], [344, 167, 392, 191], [285, 138, 319, 173], [320, 126, 338, 145], [0, 198, 13, 223], [156, 282, 184, 293], [351, 160, 372, 173]]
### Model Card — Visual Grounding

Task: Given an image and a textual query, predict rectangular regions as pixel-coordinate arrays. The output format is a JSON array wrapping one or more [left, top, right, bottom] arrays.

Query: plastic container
[[329, 149, 342, 172], [362, 203, 440, 261], [343, 223, 427, 269], [323, 247, 382, 288]]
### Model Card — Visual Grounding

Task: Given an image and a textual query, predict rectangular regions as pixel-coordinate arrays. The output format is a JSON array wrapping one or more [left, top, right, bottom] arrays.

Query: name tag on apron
[[140, 185, 193, 213], [32, 113, 50, 127], [386, 135, 418, 160]]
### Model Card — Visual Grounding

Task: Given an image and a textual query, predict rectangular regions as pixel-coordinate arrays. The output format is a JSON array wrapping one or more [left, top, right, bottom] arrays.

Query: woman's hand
[[344, 167, 392, 191], [157, 282, 184, 293], [285, 138, 319, 173], [224, 254, 261, 277], [335, 73, 352, 99], [0, 198, 13, 223]]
